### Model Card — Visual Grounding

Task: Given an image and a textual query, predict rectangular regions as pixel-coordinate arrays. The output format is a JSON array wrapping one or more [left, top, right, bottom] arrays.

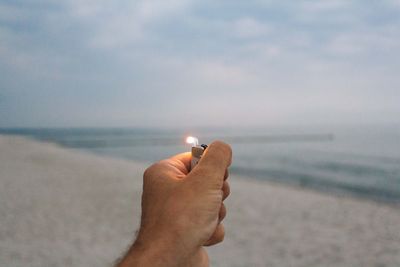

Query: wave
[[230, 166, 400, 204]]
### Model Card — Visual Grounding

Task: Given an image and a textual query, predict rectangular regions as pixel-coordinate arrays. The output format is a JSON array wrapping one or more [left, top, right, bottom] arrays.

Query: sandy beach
[[1, 135, 400, 267]]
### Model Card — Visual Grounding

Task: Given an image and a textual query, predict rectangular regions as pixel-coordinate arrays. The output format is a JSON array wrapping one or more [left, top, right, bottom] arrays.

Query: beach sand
[[1, 135, 399, 267]]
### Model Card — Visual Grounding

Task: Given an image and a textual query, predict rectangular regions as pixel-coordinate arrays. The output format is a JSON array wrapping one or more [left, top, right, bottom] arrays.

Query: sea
[[1, 125, 399, 204]]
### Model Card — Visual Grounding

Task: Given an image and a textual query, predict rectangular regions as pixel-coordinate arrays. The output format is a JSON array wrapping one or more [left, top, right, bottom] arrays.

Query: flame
[[186, 136, 199, 146]]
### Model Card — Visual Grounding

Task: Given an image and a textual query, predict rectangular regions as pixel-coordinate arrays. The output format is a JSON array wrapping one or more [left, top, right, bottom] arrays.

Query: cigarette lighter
[[186, 136, 208, 171]]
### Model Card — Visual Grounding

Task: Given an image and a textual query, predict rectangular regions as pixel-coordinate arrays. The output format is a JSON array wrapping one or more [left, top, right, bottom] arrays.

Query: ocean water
[[2, 126, 400, 203]]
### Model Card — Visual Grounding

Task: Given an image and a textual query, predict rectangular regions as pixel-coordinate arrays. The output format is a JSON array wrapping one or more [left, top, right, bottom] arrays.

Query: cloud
[[0, 2, 31, 22], [1, 0, 400, 127], [231, 17, 271, 39], [388, 0, 400, 7], [191, 60, 255, 88], [325, 29, 400, 56], [63, 0, 194, 49]]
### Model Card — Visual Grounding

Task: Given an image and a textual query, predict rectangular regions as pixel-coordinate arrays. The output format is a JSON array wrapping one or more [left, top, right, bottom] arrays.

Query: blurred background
[[1, 0, 400, 266], [1, 0, 399, 201]]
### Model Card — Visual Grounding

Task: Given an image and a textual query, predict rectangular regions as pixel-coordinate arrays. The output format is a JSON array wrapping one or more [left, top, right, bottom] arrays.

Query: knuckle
[[143, 167, 153, 179], [143, 162, 163, 179], [223, 182, 230, 199]]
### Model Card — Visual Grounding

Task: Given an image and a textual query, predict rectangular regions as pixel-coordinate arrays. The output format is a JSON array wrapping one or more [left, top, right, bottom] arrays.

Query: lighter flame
[[186, 136, 199, 146]]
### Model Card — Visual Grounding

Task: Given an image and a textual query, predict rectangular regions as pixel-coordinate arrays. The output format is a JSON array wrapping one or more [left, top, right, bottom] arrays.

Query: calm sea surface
[[2, 126, 399, 203]]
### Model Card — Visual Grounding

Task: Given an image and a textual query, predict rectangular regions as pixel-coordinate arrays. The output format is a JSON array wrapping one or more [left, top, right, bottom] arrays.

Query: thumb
[[188, 141, 232, 190]]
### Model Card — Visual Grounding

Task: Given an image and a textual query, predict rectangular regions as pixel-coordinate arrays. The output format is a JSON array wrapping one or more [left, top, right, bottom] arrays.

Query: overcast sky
[[1, 0, 400, 128]]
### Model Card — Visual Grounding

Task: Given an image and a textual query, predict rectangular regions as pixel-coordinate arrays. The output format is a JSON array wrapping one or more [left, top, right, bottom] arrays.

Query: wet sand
[[1, 135, 399, 267]]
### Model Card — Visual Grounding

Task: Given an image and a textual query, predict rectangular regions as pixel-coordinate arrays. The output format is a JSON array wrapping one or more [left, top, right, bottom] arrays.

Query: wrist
[[117, 229, 194, 267]]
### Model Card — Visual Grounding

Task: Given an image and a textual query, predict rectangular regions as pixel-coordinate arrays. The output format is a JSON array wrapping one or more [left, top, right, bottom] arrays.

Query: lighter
[[186, 136, 208, 171]]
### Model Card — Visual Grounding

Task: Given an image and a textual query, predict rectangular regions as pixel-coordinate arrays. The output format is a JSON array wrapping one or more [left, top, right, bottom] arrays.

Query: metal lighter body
[[190, 144, 207, 171]]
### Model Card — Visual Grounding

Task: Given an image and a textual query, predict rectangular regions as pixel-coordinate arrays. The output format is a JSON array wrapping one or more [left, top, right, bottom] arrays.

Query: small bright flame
[[186, 136, 199, 146]]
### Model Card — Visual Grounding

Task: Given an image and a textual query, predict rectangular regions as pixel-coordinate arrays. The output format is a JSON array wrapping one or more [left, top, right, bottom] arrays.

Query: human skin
[[116, 141, 232, 267]]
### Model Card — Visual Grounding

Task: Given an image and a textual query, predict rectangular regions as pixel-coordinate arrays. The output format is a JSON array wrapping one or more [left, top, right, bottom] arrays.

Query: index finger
[[170, 152, 192, 173]]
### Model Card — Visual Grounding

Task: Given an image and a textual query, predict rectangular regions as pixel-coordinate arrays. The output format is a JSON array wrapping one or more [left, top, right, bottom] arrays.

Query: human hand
[[116, 141, 232, 267]]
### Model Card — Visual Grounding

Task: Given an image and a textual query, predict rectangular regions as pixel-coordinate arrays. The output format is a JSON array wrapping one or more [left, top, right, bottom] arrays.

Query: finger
[[224, 169, 229, 180], [219, 203, 227, 222], [204, 224, 225, 246], [190, 141, 232, 188], [201, 141, 232, 169], [170, 152, 191, 173], [222, 181, 230, 200]]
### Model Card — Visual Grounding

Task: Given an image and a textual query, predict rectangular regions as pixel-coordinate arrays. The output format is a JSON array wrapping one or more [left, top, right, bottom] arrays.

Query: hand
[[116, 141, 232, 267]]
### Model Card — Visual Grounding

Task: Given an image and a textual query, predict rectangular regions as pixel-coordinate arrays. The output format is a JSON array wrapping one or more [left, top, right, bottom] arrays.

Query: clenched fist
[[116, 141, 232, 267]]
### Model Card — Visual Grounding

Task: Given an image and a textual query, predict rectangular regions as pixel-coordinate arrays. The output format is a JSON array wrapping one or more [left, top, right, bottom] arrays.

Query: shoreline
[[5, 133, 400, 207], [1, 135, 400, 267]]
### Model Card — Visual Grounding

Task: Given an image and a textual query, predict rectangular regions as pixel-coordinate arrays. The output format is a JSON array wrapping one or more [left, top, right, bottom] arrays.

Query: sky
[[1, 0, 400, 128]]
